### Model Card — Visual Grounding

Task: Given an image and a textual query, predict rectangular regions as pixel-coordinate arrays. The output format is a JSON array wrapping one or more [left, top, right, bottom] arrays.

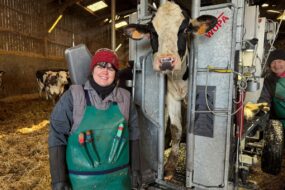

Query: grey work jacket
[[48, 81, 139, 148]]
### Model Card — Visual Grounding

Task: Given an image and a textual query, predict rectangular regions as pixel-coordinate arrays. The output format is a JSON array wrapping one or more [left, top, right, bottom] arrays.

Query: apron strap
[[83, 87, 92, 106]]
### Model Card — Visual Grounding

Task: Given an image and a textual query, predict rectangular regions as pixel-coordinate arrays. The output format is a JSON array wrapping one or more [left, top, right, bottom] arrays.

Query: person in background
[[118, 60, 134, 94], [48, 48, 141, 190], [244, 49, 285, 128]]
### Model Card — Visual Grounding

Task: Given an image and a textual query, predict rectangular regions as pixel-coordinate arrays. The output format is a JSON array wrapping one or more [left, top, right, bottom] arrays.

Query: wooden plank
[[0, 50, 64, 60], [0, 3, 37, 17], [0, 27, 43, 41]]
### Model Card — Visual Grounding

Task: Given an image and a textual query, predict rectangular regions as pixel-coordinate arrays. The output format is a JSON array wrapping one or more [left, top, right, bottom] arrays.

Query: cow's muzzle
[[159, 57, 175, 71]]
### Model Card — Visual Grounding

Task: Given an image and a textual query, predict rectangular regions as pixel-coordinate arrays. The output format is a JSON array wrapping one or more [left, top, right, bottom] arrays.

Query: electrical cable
[[204, 66, 248, 116]]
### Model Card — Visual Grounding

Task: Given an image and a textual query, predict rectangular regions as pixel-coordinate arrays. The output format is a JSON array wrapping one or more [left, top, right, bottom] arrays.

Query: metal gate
[[186, 3, 240, 189], [129, 1, 245, 190]]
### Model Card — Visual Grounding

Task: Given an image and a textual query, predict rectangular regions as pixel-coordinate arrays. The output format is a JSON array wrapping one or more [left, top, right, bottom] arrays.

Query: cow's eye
[[179, 18, 190, 34]]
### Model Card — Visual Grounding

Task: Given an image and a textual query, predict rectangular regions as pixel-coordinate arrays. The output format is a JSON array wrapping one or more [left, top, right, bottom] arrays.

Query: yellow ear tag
[[132, 30, 143, 39], [197, 23, 208, 35]]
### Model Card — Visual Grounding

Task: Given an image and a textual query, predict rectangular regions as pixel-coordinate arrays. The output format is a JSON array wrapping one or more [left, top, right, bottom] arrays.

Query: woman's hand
[[244, 102, 270, 120]]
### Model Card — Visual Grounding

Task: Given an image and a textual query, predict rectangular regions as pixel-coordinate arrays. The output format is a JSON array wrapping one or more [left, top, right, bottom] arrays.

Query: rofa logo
[[205, 12, 229, 38]]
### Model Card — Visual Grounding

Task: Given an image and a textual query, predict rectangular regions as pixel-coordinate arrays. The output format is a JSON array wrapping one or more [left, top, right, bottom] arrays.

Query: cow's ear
[[188, 15, 217, 35], [124, 24, 150, 40]]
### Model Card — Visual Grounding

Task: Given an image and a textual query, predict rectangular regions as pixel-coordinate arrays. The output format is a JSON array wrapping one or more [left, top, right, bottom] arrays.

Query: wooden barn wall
[[0, 0, 129, 98], [0, 0, 88, 58], [0, 0, 90, 97], [0, 55, 65, 98]]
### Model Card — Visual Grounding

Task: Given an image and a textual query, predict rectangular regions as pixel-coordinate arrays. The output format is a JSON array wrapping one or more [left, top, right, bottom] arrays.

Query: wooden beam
[[45, 0, 82, 16], [46, 0, 82, 35], [57, 0, 83, 14], [75, 2, 98, 17], [91, 8, 137, 23]]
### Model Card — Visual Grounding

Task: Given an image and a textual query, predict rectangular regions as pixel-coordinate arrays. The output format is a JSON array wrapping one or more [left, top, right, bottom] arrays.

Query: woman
[[48, 48, 140, 190], [244, 49, 285, 126]]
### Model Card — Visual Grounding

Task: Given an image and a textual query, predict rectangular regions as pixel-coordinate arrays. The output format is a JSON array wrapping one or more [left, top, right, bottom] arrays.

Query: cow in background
[[0, 71, 5, 90], [124, 1, 217, 180], [36, 69, 70, 103]]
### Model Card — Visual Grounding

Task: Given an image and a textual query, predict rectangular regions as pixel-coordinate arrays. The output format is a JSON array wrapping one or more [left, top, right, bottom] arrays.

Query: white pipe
[[186, 0, 200, 188]]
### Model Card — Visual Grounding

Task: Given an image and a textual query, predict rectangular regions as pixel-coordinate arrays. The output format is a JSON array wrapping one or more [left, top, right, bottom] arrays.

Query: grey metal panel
[[131, 37, 165, 184], [137, 52, 166, 180], [65, 44, 92, 85], [143, 54, 161, 122], [192, 6, 236, 186], [129, 12, 163, 182], [139, 109, 158, 172], [131, 38, 152, 106]]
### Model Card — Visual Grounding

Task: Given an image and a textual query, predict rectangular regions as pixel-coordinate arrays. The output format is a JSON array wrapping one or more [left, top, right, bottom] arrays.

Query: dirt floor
[[0, 95, 284, 190], [247, 156, 285, 190]]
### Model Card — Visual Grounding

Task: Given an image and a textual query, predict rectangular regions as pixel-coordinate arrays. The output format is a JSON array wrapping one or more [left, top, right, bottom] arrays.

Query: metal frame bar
[[140, 52, 165, 181]]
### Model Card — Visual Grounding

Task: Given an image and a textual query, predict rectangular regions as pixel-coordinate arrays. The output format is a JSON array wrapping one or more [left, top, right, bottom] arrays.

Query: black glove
[[49, 146, 71, 190], [130, 140, 142, 188]]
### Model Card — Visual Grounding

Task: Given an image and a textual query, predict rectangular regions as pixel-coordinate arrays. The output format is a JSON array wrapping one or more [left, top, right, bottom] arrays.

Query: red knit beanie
[[90, 48, 119, 71]]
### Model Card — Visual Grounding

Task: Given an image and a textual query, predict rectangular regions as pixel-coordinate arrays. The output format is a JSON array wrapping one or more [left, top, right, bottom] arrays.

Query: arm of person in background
[[48, 90, 73, 190], [128, 102, 142, 188]]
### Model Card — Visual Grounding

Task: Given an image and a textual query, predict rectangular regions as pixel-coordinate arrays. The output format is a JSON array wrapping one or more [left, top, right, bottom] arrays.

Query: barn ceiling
[[258, 0, 285, 39], [47, 0, 285, 40]]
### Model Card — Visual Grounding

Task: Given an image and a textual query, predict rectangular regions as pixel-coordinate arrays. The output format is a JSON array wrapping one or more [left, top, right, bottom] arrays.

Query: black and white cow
[[0, 71, 5, 90], [36, 69, 69, 103], [124, 1, 217, 180]]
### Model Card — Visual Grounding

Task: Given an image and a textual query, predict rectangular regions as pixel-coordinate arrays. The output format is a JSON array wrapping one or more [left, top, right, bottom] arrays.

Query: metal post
[[111, 0, 116, 50], [138, 0, 148, 20], [186, 0, 200, 188], [157, 72, 165, 180], [156, 0, 166, 181]]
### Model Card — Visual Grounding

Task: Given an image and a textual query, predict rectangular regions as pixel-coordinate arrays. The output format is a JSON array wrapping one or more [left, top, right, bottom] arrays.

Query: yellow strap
[[207, 66, 232, 73]]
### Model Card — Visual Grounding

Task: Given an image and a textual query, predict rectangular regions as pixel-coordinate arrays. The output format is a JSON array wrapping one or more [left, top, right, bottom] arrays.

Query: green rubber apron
[[66, 90, 131, 190], [272, 78, 285, 127]]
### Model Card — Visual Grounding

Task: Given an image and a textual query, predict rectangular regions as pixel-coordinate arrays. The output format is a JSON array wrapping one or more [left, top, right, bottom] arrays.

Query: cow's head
[[57, 71, 69, 85], [44, 71, 58, 86], [124, 1, 217, 74]]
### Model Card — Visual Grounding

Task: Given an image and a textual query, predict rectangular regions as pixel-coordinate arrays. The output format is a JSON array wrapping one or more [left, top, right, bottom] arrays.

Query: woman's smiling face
[[92, 62, 116, 87], [270, 59, 285, 76]]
